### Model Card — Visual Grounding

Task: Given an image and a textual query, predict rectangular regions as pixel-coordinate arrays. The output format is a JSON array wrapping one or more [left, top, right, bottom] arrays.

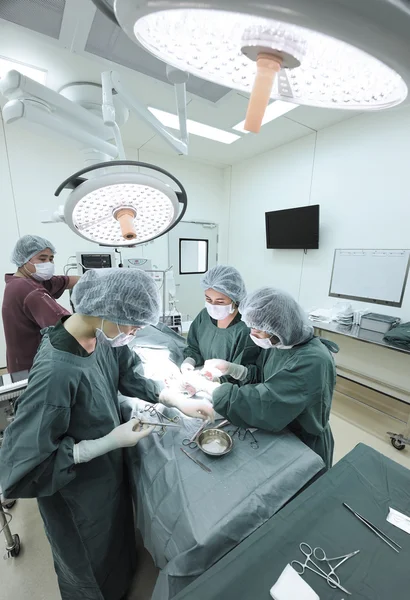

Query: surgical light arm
[[0, 68, 189, 157]]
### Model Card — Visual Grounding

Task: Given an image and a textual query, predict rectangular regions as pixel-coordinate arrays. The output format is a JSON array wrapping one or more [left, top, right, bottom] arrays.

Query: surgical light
[[54, 161, 187, 247], [113, 0, 410, 133]]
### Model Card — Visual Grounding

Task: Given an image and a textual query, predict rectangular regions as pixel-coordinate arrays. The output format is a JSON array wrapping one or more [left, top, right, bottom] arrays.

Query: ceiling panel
[[85, 10, 230, 104], [0, 0, 65, 39]]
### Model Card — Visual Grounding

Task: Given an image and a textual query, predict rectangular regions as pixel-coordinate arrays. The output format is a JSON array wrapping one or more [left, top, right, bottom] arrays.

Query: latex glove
[[203, 359, 248, 381], [180, 358, 196, 374], [73, 419, 154, 464], [159, 389, 215, 422]]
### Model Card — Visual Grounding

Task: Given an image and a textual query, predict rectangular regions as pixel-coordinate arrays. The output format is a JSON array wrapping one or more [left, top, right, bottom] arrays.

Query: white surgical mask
[[250, 334, 293, 350], [96, 320, 135, 348], [250, 334, 274, 350], [206, 303, 235, 320], [30, 261, 55, 281]]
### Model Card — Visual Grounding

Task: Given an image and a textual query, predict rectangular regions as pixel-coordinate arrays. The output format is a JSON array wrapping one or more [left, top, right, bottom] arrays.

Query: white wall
[[228, 105, 410, 321], [0, 120, 228, 367]]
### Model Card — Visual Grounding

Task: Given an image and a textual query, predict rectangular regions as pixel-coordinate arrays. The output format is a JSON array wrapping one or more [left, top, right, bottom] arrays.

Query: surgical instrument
[[343, 503, 402, 553], [291, 543, 351, 595], [314, 547, 360, 583], [182, 420, 209, 449], [230, 426, 259, 449], [180, 448, 212, 473], [132, 420, 181, 431]]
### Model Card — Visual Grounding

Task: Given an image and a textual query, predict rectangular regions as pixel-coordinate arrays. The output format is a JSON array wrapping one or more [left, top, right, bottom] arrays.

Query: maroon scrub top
[[2, 274, 71, 372]]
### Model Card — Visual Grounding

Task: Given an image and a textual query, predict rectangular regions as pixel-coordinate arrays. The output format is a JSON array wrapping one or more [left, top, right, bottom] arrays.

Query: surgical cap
[[240, 287, 314, 346], [201, 265, 246, 304], [72, 268, 160, 327], [11, 235, 56, 267]]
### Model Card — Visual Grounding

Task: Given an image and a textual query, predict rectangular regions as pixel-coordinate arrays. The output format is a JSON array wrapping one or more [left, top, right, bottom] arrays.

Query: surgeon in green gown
[[181, 288, 338, 469], [0, 268, 214, 600], [181, 265, 260, 376]]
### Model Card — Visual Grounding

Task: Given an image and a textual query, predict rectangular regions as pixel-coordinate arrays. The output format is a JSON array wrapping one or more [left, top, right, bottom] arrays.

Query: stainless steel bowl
[[197, 429, 233, 457]]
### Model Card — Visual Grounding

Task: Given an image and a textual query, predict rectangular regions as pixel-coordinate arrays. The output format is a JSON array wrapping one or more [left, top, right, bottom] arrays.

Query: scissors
[[235, 428, 259, 449], [182, 420, 209, 449], [291, 543, 351, 595], [314, 547, 360, 582]]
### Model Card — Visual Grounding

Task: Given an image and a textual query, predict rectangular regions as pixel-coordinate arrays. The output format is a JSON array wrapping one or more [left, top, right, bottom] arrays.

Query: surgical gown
[[212, 337, 336, 469], [0, 326, 160, 600], [184, 309, 260, 368]]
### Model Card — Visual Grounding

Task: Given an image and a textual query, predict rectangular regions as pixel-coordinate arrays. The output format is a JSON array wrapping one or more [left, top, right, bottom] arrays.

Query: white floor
[[1, 392, 409, 600]]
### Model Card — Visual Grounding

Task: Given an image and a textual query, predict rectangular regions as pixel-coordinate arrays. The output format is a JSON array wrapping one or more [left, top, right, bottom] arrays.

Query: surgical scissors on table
[[182, 420, 210, 449], [313, 547, 359, 583], [291, 543, 351, 595]]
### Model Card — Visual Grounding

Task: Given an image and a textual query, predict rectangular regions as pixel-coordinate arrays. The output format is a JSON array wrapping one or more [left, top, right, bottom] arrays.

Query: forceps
[[291, 543, 351, 595], [314, 547, 360, 583], [143, 404, 180, 423]]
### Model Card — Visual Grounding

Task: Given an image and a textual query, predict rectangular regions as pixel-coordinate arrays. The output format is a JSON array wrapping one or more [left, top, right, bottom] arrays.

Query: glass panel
[[179, 238, 209, 274]]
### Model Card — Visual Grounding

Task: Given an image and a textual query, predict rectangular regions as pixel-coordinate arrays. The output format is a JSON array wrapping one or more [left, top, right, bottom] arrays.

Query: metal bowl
[[197, 429, 233, 457]]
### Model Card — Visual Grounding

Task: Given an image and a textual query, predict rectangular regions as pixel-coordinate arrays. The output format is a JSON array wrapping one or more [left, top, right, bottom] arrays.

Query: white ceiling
[[0, 0, 359, 167]]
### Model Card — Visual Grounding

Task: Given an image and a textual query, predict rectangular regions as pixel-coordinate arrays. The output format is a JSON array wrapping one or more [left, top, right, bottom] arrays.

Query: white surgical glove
[[73, 419, 154, 464], [159, 389, 215, 422], [203, 359, 248, 381], [180, 358, 196, 374]]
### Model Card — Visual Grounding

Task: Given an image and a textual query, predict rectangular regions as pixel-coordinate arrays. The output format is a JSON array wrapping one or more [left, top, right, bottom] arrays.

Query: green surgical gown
[[184, 309, 260, 368], [0, 330, 159, 600], [212, 337, 336, 469]]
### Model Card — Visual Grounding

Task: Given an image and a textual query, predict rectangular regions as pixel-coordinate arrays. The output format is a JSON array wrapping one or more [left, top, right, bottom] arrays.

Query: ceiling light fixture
[[1, 69, 191, 246], [233, 100, 298, 133], [113, 0, 410, 134], [53, 161, 187, 246], [0, 56, 47, 85], [149, 107, 240, 144]]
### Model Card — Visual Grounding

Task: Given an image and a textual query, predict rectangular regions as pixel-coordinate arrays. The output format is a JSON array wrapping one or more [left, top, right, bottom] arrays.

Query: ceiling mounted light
[[233, 100, 298, 133], [114, 0, 410, 133], [149, 107, 240, 144], [53, 161, 187, 247]]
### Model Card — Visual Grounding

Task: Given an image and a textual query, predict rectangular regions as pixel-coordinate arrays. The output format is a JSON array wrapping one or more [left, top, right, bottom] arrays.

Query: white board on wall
[[329, 249, 410, 307]]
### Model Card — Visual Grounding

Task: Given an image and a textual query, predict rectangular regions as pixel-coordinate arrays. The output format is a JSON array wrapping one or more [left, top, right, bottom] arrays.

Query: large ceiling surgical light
[[0, 68, 189, 246], [105, 0, 410, 132]]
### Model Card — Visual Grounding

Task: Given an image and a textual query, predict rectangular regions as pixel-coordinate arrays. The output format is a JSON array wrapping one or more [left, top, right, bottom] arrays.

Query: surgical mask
[[30, 261, 55, 281], [206, 303, 234, 320], [250, 334, 293, 350], [250, 334, 274, 350], [96, 320, 135, 347]]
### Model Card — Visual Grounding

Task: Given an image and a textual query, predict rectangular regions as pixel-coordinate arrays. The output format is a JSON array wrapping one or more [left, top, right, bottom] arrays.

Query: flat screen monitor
[[265, 204, 320, 249]]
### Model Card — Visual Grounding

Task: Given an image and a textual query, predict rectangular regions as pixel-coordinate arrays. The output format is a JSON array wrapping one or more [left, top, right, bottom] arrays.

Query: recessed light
[[148, 107, 240, 144]]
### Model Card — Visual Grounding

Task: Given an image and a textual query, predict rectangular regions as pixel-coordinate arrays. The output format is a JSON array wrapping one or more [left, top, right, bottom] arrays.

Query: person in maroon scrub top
[[2, 235, 80, 373]]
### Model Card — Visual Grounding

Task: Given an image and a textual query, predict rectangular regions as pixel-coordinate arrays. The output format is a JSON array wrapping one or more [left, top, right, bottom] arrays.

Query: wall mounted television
[[265, 204, 320, 249]]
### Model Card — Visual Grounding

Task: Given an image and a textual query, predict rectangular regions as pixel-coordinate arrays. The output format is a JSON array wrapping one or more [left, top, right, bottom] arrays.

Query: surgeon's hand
[[203, 359, 248, 381], [73, 420, 154, 464], [180, 358, 196, 374], [159, 389, 215, 422], [109, 419, 155, 448]]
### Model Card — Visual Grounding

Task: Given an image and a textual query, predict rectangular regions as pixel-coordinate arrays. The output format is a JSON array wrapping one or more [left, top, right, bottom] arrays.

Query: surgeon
[[183, 288, 338, 469], [0, 268, 213, 600], [181, 265, 260, 376], [2, 234, 79, 373]]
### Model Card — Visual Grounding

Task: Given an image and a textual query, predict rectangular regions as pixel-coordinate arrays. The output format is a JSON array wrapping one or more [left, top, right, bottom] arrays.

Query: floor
[[1, 390, 409, 600]]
